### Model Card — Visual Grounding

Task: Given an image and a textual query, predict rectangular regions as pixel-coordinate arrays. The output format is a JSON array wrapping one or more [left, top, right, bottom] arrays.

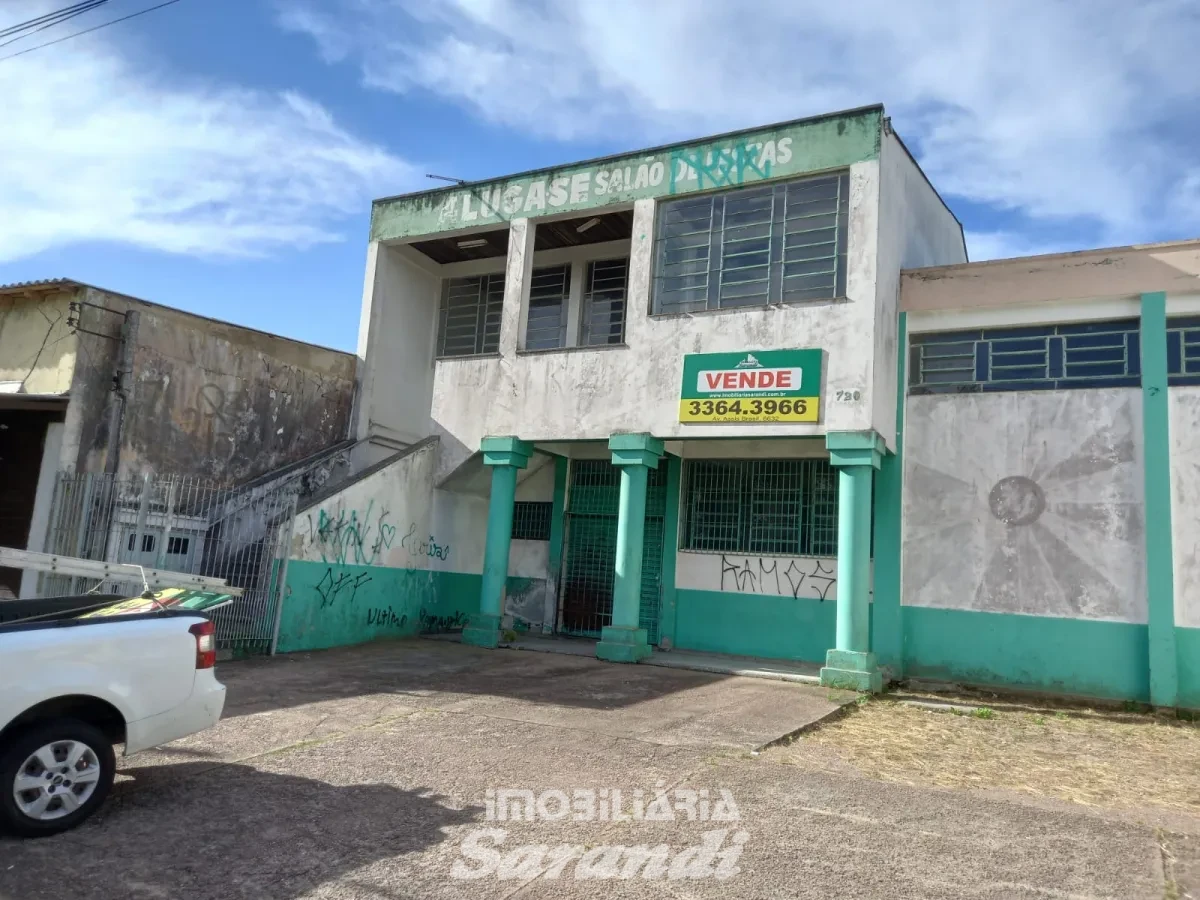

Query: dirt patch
[[769, 694, 1200, 814]]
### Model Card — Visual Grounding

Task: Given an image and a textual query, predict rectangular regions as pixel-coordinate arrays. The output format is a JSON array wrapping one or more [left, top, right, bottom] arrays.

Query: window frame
[[651, 171, 850, 317], [679, 458, 840, 558], [436, 272, 506, 359], [579, 256, 629, 347]]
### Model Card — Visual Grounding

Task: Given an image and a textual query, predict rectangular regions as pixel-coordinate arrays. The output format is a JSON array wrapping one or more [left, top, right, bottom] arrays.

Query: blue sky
[[3, 0, 1199, 351]]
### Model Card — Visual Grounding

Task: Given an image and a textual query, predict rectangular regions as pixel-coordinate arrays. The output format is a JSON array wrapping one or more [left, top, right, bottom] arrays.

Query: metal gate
[[559, 459, 666, 643], [39, 473, 297, 656]]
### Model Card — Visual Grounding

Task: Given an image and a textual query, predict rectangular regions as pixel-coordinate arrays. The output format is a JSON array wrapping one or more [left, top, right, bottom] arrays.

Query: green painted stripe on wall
[[277, 561, 481, 653], [1141, 291, 1179, 707], [674, 589, 843, 663], [872, 311, 906, 673], [1177, 627, 1200, 710], [903, 606, 1150, 703]]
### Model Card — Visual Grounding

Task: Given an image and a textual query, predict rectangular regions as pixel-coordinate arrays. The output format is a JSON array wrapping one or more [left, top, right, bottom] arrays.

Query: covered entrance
[[559, 459, 666, 643]]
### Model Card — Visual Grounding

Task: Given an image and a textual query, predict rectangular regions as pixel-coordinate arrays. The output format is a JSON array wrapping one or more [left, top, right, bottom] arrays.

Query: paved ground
[[1, 639, 1195, 899]]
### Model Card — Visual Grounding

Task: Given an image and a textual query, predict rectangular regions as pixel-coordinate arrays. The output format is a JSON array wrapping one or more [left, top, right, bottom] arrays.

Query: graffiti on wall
[[307, 500, 396, 566], [719, 555, 837, 601], [366, 607, 407, 628], [315, 568, 373, 609], [400, 522, 451, 562], [419, 608, 469, 634]]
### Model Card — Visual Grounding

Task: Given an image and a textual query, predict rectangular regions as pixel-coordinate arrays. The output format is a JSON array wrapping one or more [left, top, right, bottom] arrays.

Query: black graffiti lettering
[[366, 607, 408, 628], [418, 608, 470, 634], [315, 568, 373, 609], [720, 554, 838, 601]]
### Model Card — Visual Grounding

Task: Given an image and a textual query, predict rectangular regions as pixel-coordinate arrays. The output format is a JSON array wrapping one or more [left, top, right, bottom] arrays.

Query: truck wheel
[[0, 719, 116, 838]]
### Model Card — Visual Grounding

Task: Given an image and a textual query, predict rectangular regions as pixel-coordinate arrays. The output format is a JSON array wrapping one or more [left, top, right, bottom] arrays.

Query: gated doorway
[[559, 459, 666, 643]]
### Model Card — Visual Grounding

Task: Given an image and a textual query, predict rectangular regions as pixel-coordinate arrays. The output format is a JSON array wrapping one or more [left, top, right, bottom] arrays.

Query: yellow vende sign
[[679, 349, 822, 424]]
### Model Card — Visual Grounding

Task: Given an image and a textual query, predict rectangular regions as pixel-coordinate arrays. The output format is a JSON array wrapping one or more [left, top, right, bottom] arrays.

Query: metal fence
[[40, 473, 297, 656]]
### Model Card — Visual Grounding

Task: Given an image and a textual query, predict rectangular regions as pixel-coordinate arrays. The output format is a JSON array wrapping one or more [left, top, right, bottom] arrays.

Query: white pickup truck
[[0, 602, 226, 837]]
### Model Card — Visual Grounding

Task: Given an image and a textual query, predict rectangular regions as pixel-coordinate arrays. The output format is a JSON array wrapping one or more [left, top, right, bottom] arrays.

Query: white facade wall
[[1169, 386, 1200, 628]]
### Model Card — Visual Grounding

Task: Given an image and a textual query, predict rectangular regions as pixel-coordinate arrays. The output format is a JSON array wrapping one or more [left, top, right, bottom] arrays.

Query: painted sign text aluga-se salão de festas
[[679, 349, 823, 424]]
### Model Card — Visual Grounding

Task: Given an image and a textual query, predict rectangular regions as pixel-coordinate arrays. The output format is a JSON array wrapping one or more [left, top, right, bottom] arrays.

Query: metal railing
[[40, 473, 297, 655]]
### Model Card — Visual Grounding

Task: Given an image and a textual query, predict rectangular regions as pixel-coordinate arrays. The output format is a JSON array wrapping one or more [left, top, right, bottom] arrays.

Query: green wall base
[[596, 625, 651, 663], [820, 649, 883, 692], [277, 561, 481, 653], [462, 613, 503, 649]]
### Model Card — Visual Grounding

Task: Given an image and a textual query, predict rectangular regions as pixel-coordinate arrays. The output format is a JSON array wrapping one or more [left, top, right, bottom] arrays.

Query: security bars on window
[[681, 459, 838, 557], [511, 501, 553, 541], [909, 320, 1142, 394], [580, 258, 628, 345], [524, 264, 570, 350], [653, 172, 849, 315], [438, 274, 504, 357], [1168, 316, 1200, 385]]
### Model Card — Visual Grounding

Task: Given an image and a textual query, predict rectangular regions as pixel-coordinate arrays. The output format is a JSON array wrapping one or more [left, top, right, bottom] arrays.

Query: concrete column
[[1141, 291, 1178, 708], [596, 433, 663, 663], [462, 436, 534, 649], [503, 218, 536, 356], [821, 431, 885, 692]]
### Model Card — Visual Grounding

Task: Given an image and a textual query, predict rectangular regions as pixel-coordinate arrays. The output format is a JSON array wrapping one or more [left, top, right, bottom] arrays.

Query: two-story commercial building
[[276, 104, 966, 693]]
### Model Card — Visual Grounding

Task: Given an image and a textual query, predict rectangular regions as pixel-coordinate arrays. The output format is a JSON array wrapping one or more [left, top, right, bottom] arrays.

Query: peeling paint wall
[[0, 290, 77, 394], [903, 390, 1147, 622]]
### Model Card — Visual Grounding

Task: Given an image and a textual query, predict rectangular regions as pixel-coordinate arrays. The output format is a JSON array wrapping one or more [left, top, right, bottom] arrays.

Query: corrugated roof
[[0, 278, 79, 292]]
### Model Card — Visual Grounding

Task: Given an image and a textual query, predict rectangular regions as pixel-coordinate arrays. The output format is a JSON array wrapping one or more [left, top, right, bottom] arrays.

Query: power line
[[0, 0, 185, 63], [0, 1, 107, 39], [0, 1, 110, 51]]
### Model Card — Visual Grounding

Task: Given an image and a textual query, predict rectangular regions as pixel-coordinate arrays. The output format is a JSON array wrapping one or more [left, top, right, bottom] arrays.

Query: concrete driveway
[[0, 640, 1189, 899]]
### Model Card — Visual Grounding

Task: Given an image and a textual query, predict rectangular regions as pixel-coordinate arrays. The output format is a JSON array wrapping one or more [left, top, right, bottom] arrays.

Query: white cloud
[[0, 2, 417, 263], [280, 0, 1200, 258]]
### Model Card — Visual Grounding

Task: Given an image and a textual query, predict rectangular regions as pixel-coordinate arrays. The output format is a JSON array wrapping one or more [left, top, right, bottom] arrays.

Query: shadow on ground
[[219, 638, 742, 719], [0, 761, 478, 900]]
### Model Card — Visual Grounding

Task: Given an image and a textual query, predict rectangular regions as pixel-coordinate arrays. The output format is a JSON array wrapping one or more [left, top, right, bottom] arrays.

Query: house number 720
[[835, 390, 862, 401]]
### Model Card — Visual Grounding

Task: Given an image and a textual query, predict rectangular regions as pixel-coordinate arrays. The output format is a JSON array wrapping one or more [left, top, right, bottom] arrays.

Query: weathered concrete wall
[[0, 288, 77, 394], [64, 288, 356, 483], [279, 437, 553, 651], [902, 389, 1146, 623], [872, 131, 967, 447], [418, 160, 881, 480], [1170, 386, 1200, 629]]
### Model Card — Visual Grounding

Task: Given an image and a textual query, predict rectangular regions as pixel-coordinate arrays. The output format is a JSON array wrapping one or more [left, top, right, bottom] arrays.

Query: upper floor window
[[653, 172, 849, 315], [438, 273, 504, 358], [524, 265, 571, 350], [909, 320, 1141, 394], [580, 258, 628, 346]]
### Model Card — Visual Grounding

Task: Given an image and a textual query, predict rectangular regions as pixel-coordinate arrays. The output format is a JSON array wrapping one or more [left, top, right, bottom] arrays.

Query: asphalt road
[[0, 640, 1190, 899]]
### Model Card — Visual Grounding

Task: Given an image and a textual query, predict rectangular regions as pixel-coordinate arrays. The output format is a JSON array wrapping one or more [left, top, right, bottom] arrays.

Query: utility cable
[[0, 1, 110, 51], [0, 0, 184, 63], [0, 1, 108, 39]]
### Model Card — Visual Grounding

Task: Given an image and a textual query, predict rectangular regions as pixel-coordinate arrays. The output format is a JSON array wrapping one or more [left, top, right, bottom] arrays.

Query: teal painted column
[[657, 454, 682, 650], [545, 455, 568, 636], [596, 433, 664, 663], [1141, 291, 1178, 707], [462, 436, 534, 649], [871, 311, 907, 676], [821, 431, 886, 692]]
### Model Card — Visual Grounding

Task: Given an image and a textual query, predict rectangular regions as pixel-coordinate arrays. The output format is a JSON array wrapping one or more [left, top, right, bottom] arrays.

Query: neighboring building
[[0, 279, 357, 600], [275, 105, 968, 695], [897, 239, 1200, 709]]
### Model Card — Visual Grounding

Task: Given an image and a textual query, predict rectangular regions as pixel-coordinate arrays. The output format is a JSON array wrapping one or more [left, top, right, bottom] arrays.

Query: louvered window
[[580, 258, 628, 346], [653, 172, 849, 314], [524, 264, 570, 350], [437, 273, 504, 357]]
